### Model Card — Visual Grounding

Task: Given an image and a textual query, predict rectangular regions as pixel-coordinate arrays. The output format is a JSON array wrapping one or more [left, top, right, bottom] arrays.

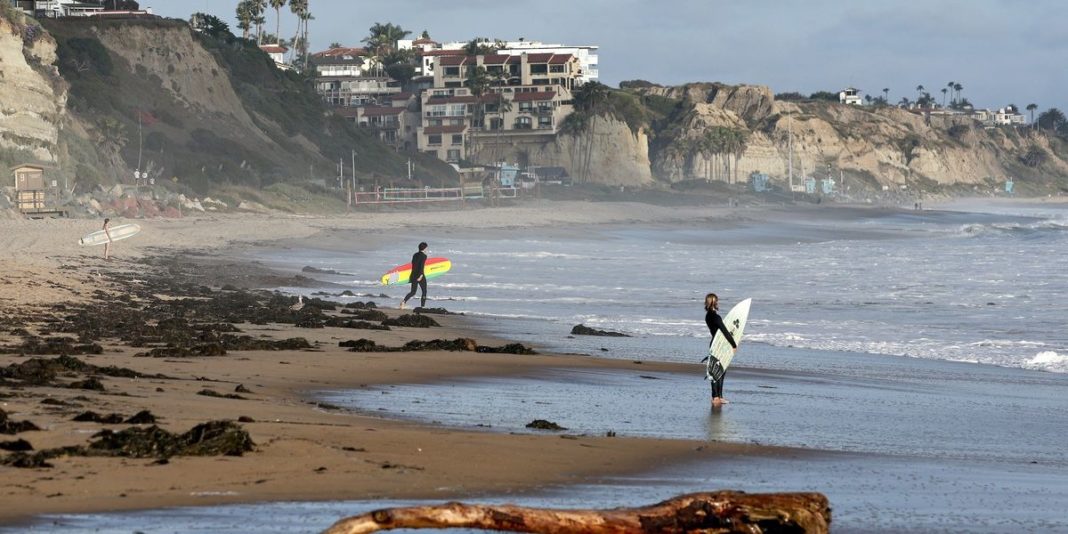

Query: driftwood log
[[323, 491, 830, 533]]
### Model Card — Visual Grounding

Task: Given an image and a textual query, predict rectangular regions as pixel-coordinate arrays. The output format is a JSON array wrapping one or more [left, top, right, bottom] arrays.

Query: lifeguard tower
[[12, 164, 67, 218]]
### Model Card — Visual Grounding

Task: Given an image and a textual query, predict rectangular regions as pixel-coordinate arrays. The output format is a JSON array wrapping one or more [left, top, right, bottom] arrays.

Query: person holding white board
[[704, 293, 737, 407]]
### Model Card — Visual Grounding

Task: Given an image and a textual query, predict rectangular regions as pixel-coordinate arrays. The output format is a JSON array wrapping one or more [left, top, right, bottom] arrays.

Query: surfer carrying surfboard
[[400, 242, 429, 310], [102, 218, 113, 260], [704, 293, 737, 407]]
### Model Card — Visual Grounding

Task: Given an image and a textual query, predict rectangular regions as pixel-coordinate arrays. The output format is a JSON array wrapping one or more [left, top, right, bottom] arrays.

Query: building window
[[549, 65, 565, 73], [530, 64, 548, 74], [515, 116, 532, 130], [449, 104, 467, 116], [428, 105, 447, 117], [446, 149, 461, 162], [444, 66, 460, 77], [538, 116, 552, 129], [451, 134, 464, 145], [519, 101, 533, 112], [428, 135, 442, 146], [489, 117, 503, 130]]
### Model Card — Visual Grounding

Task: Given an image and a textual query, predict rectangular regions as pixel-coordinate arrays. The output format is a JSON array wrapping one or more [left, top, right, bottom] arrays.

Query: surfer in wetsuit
[[400, 242, 429, 310], [704, 293, 737, 407]]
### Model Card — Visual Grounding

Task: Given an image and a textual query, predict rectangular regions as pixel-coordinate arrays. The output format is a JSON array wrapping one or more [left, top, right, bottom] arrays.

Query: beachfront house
[[416, 52, 581, 163], [258, 43, 290, 71], [838, 87, 862, 106], [994, 106, 1026, 126], [311, 47, 403, 107], [401, 37, 599, 86]]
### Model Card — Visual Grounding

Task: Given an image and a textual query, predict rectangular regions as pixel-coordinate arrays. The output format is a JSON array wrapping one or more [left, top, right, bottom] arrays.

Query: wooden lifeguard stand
[[12, 164, 67, 218]]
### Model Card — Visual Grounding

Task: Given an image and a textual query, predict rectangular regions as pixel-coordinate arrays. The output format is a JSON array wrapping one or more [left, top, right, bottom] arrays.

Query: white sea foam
[[1024, 351, 1068, 373]]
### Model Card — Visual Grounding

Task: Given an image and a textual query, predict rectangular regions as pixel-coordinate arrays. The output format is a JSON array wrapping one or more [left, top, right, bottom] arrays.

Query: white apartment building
[[401, 38, 599, 85]]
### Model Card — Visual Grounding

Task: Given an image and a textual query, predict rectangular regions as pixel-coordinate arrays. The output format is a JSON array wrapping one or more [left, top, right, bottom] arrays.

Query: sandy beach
[[0, 200, 780, 525]]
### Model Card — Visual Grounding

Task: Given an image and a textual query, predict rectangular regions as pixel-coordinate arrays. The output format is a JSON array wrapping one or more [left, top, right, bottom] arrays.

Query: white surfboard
[[79, 223, 142, 247], [706, 298, 752, 381]]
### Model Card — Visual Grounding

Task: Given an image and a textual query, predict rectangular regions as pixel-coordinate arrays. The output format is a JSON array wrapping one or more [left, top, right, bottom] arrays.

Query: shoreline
[[0, 199, 801, 526]]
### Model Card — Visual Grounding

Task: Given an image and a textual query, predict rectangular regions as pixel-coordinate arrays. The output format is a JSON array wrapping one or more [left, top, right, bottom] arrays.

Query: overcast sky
[[155, 0, 1066, 113]]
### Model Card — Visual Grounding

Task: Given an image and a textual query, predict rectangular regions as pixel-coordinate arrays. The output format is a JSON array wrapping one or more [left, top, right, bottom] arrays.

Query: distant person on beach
[[704, 293, 737, 407], [102, 218, 113, 260], [400, 242, 429, 309]]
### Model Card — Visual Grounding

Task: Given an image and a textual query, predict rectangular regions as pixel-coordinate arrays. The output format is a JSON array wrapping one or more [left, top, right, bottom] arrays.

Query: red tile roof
[[438, 56, 472, 66], [481, 54, 522, 65], [420, 49, 467, 57], [334, 108, 360, 118], [412, 37, 439, 45], [388, 92, 415, 101], [513, 91, 557, 102], [259, 44, 287, 54], [313, 47, 368, 58], [361, 106, 405, 117], [525, 53, 554, 63], [424, 124, 467, 135], [548, 54, 574, 64]]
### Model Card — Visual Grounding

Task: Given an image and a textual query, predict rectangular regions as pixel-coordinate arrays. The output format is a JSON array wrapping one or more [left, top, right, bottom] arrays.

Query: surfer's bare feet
[[712, 397, 724, 407], [720, 398, 730, 404], [398, 300, 405, 310]]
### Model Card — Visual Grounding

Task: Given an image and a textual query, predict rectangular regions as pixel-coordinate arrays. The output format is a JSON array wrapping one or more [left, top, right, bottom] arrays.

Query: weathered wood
[[323, 491, 830, 533]]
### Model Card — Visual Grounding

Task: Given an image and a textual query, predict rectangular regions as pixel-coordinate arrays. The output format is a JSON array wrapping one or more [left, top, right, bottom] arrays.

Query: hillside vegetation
[[1, 9, 455, 209]]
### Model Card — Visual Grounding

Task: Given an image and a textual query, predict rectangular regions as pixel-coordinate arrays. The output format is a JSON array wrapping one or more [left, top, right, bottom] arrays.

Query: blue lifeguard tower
[[804, 177, 817, 194], [1005, 178, 1014, 194], [820, 178, 836, 195], [749, 172, 771, 193]]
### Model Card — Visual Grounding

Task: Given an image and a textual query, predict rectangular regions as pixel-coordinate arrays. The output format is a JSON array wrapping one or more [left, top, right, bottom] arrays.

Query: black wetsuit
[[705, 309, 737, 398], [403, 251, 428, 308]]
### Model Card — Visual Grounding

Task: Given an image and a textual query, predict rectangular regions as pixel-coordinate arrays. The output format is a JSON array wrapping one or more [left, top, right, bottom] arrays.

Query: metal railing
[[351, 186, 517, 206]]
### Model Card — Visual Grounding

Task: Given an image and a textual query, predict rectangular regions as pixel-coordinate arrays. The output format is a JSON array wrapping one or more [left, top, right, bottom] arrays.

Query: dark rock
[[340, 339, 382, 352], [402, 338, 478, 352], [237, 416, 255, 423], [124, 410, 158, 424], [323, 318, 390, 331], [383, 314, 440, 328], [0, 438, 34, 452], [87, 421, 255, 458], [338, 290, 356, 297], [234, 384, 252, 393], [339, 308, 388, 321], [68, 377, 105, 391], [526, 419, 567, 431], [476, 343, 537, 355], [197, 389, 247, 400], [344, 301, 378, 309], [571, 324, 630, 337], [413, 307, 458, 315], [72, 411, 125, 424], [0, 408, 42, 434]]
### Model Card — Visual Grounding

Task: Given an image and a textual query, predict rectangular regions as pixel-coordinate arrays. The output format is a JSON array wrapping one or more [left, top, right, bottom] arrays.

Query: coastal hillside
[[0, 7, 455, 209], [629, 82, 1068, 195]]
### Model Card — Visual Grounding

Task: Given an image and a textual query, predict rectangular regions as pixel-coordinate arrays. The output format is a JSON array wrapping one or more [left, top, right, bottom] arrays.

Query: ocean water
[[264, 201, 1068, 374]]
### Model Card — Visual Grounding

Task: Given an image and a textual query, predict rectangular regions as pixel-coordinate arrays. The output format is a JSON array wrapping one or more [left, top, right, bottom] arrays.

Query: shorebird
[[290, 295, 304, 311]]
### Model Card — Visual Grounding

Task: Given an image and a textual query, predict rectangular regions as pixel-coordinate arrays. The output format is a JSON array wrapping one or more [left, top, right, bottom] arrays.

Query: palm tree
[[941, 88, 947, 108], [882, 88, 889, 102], [299, 5, 313, 71], [235, 1, 253, 40], [899, 97, 911, 108], [289, 0, 306, 64], [465, 65, 491, 130], [947, 81, 956, 105], [953, 83, 963, 105], [916, 84, 924, 98], [1026, 103, 1038, 129], [1037, 108, 1066, 132], [363, 23, 411, 76], [248, 0, 266, 43], [269, 0, 286, 45]]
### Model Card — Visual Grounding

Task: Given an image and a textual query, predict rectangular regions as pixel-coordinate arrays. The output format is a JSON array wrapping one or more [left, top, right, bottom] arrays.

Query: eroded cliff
[[0, 10, 66, 162]]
